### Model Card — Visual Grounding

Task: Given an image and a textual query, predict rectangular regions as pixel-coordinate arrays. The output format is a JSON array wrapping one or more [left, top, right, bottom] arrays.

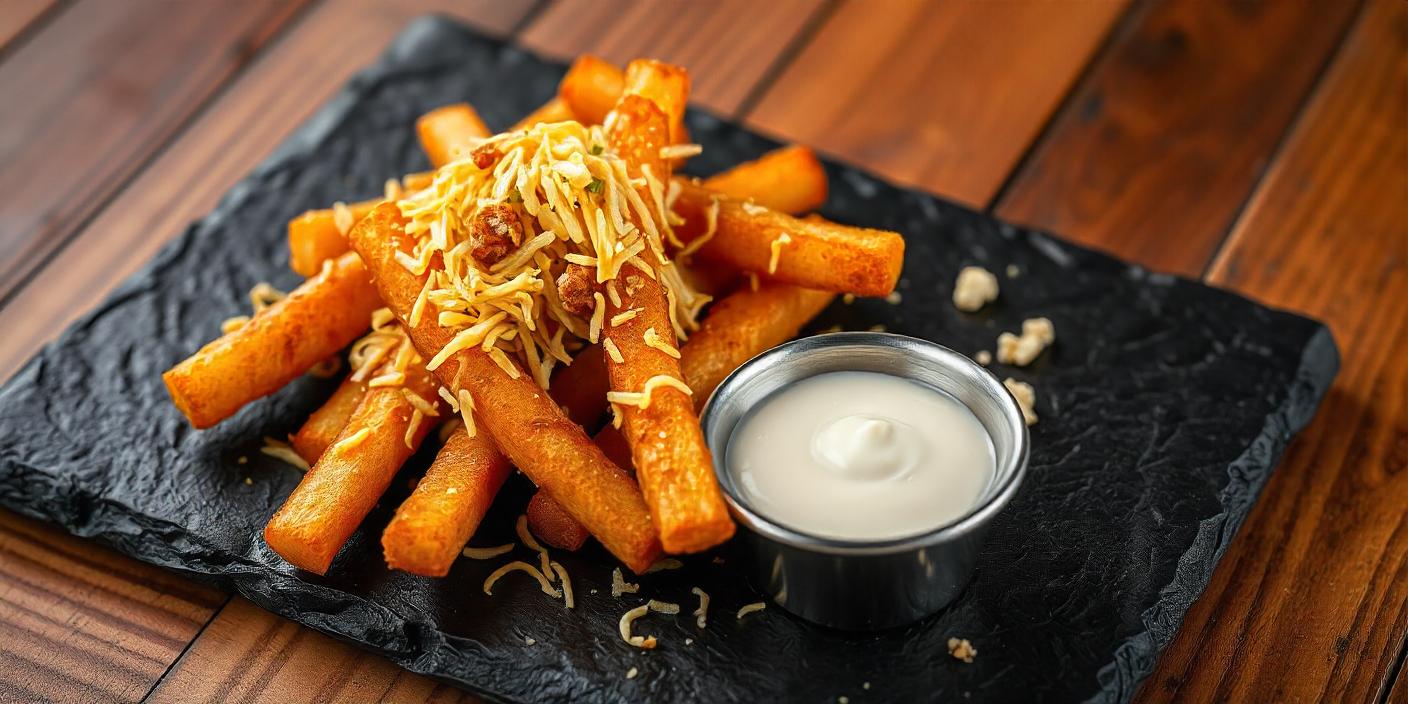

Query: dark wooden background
[[0, 0, 1403, 701]]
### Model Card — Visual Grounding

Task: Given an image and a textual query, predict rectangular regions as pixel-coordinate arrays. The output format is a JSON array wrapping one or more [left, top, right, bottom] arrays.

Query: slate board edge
[[0, 15, 1342, 704]]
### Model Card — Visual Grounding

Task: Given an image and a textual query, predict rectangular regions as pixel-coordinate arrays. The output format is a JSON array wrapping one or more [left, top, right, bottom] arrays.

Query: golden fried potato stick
[[549, 344, 611, 429], [529, 282, 836, 549], [621, 59, 689, 147], [675, 181, 904, 296], [526, 489, 591, 551], [559, 55, 625, 128], [264, 364, 443, 575], [602, 70, 735, 554], [701, 145, 828, 214], [287, 171, 436, 277], [382, 425, 512, 576], [348, 203, 661, 573], [163, 252, 383, 429], [510, 96, 575, 131], [418, 103, 491, 169], [291, 375, 367, 464]]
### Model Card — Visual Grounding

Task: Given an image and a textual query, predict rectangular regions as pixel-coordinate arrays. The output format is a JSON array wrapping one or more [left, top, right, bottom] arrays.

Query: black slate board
[[0, 17, 1338, 704]]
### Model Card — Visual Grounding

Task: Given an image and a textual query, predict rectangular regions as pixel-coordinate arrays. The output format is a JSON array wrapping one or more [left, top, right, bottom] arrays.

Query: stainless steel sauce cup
[[700, 332, 1029, 630]]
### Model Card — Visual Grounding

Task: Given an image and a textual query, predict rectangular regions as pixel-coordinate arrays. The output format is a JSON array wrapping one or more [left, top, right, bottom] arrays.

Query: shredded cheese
[[658, 143, 703, 161], [736, 602, 766, 619], [332, 202, 355, 234], [330, 427, 371, 453], [644, 558, 684, 573], [603, 337, 624, 364], [221, 316, 249, 333], [648, 599, 680, 614], [457, 389, 477, 438], [400, 388, 439, 417], [392, 120, 707, 396], [691, 587, 710, 628], [611, 567, 639, 597], [550, 561, 574, 608], [619, 605, 657, 649], [404, 409, 424, 448], [609, 308, 640, 327], [516, 515, 553, 579], [260, 437, 309, 472], [767, 233, 792, 275], [462, 544, 514, 560], [605, 374, 692, 410], [483, 560, 562, 598], [248, 282, 286, 313], [642, 327, 681, 359]]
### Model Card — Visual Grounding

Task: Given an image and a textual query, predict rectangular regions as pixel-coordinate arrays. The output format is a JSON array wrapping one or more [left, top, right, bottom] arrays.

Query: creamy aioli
[[726, 371, 995, 541]]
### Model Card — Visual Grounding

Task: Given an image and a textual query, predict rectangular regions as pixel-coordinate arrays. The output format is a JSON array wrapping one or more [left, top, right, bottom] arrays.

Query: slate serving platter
[[0, 17, 1338, 704]]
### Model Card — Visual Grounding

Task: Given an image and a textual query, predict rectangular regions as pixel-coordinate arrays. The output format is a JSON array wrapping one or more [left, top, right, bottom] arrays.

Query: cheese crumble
[[1003, 378, 1038, 426], [995, 317, 1055, 366], [947, 637, 977, 663], [952, 266, 999, 312]]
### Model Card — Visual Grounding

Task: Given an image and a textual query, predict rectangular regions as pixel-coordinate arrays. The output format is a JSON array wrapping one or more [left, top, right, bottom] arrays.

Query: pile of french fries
[[163, 55, 905, 578]]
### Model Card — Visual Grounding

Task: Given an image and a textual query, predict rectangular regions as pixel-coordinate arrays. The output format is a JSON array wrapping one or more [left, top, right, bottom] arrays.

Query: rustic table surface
[[0, 0, 1403, 701]]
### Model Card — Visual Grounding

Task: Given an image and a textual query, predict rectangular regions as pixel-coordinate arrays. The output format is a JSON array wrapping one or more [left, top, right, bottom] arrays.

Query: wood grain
[[146, 598, 475, 704], [0, 510, 226, 703], [516, 0, 828, 116], [1392, 672, 1408, 704], [995, 0, 1362, 277], [745, 0, 1127, 208], [0, 0, 537, 383], [1139, 0, 1408, 700], [0, 0, 315, 305], [0, 0, 62, 51]]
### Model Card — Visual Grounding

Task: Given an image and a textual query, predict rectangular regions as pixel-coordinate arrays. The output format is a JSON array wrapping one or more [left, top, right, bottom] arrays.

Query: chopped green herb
[[508, 191, 523, 204], [585, 178, 604, 194], [590, 145, 604, 156]]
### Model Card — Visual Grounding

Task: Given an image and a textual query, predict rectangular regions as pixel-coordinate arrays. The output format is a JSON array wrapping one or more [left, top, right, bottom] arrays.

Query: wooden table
[[1, 0, 1402, 701]]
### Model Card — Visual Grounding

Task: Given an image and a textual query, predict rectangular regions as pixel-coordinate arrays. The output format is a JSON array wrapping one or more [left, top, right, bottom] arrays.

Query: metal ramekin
[[701, 332, 1030, 630]]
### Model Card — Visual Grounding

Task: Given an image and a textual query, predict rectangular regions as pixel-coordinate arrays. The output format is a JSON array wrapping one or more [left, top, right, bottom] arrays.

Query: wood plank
[[0, 510, 226, 704], [1139, 0, 1408, 700], [0, 0, 537, 382], [516, 0, 827, 116], [744, 0, 1127, 208], [995, 0, 1362, 277], [0, 0, 62, 51], [0, 0, 314, 305], [1391, 672, 1408, 704], [145, 598, 475, 704]]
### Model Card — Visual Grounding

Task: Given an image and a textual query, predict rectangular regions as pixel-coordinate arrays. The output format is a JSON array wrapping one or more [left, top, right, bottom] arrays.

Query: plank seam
[[0, 0, 74, 62], [138, 594, 237, 703], [984, 0, 1150, 213], [1198, 0, 1371, 281], [731, 0, 844, 121]]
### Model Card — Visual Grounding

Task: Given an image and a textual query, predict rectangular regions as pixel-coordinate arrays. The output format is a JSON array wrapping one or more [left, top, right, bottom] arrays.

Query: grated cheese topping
[[484, 560, 562, 598], [691, 587, 710, 628], [332, 202, 356, 235], [462, 543, 514, 560], [605, 374, 692, 411], [643, 558, 683, 573], [611, 567, 639, 597], [619, 605, 656, 649], [603, 337, 624, 364], [642, 327, 681, 359], [394, 120, 709, 393], [330, 427, 371, 453], [403, 409, 424, 449], [221, 316, 250, 333], [768, 232, 792, 275], [550, 561, 574, 608], [736, 602, 766, 619], [260, 437, 309, 472], [516, 515, 553, 579]]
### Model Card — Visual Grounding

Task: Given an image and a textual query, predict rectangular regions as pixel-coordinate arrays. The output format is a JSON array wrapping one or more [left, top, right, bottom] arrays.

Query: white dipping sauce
[[726, 371, 995, 541]]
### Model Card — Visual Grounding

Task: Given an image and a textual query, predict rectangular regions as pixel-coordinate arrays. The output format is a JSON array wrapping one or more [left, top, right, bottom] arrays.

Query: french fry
[[701, 145, 828, 214], [382, 425, 512, 576], [263, 364, 443, 575], [417, 103, 492, 169], [622, 60, 689, 147], [530, 283, 835, 547], [287, 172, 436, 277], [548, 344, 611, 429], [510, 96, 575, 131], [291, 375, 368, 464], [603, 73, 734, 554], [163, 252, 382, 429], [675, 181, 904, 296], [348, 202, 661, 573], [558, 55, 625, 128], [681, 282, 836, 402], [526, 490, 590, 551]]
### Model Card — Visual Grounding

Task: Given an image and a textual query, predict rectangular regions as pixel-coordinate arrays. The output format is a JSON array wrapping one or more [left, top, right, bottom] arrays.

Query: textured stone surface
[[0, 17, 1338, 703]]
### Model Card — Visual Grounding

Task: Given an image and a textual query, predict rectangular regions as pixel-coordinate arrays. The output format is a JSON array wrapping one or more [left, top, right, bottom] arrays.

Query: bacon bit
[[470, 204, 523, 265], [556, 263, 596, 317], [471, 143, 501, 169]]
